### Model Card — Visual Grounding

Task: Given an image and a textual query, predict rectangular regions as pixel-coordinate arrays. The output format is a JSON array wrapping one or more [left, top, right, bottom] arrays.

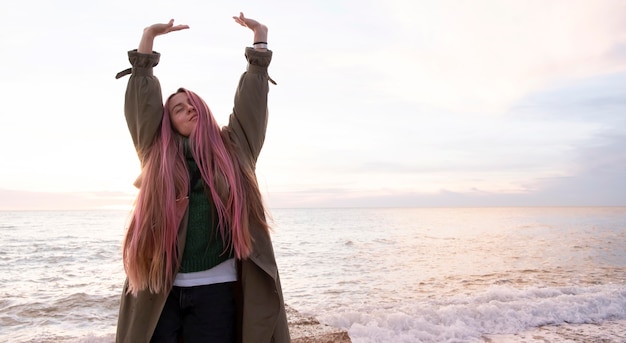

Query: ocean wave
[[1, 292, 119, 325], [321, 283, 626, 343]]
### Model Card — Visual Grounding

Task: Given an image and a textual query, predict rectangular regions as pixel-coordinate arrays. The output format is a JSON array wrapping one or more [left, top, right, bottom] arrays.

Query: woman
[[114, 13, 290, 343]]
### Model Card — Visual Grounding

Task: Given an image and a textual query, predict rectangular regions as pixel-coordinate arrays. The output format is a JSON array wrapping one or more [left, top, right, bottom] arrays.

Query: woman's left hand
[[233, 12, 267, 34], [233, 12, 268, 50]]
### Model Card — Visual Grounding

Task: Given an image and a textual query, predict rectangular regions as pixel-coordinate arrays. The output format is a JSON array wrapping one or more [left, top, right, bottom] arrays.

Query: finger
[[233, 17, 246, 27], [171, 25, 190, 31]]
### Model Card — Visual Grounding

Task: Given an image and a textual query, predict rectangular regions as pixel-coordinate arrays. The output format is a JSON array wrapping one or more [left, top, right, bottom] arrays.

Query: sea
[[1, 207, 625, 342]]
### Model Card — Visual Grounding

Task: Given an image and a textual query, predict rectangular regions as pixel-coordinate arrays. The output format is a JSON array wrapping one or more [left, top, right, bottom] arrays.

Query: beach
[[1, 207, 625, 342], [484, 320, 626, 342], [287, 305, 352, 343]]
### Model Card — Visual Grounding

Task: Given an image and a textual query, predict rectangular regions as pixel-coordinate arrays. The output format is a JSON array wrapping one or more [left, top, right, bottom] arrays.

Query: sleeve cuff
[[245, 47, 272, 74], [115, 50, 161, 78], [128, 49, 161, 68]]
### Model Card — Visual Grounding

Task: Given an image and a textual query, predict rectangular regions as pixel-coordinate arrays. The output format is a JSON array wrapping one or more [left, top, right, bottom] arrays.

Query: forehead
[[168, 92, 189, 109]]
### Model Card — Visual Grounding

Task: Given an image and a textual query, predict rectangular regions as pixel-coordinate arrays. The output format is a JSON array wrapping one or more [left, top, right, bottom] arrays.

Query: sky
[[0, 0, 625, 210]]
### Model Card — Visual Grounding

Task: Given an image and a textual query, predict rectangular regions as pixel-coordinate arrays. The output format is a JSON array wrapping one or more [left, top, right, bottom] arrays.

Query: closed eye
[[172, 104, 184, 114]]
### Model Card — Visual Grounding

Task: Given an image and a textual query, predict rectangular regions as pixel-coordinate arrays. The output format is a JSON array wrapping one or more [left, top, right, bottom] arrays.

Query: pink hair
[[123, 88, 269, 295]]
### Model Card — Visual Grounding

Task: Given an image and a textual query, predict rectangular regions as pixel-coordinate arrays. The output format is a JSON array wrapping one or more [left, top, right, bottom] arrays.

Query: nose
[[186, 104, 195, 114]]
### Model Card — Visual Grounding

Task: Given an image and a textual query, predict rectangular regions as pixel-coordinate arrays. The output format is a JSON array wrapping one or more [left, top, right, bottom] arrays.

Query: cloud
[[514, 70, 626, 122], [523, 133, 626, 206], [357, 0, 626, 112], [264, 130, 626, 208], [263, 68, 626, 208], [1, 0, 625, 209]]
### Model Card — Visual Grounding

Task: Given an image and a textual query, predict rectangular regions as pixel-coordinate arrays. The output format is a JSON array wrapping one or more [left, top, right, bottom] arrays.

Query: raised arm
[[124, 20, 189, 163], [228, 13, 273, 162]]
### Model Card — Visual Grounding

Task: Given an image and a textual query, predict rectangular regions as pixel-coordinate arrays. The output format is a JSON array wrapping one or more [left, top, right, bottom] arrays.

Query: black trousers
[[150, 282, 236, 343]]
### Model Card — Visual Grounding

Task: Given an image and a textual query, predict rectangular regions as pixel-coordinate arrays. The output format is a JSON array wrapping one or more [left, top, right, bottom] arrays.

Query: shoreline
[[287, 305, 351, 343], [484, 319, 626, 342]]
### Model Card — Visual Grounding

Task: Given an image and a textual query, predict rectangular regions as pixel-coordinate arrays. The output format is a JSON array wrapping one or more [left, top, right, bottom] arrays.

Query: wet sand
[[484, 319, 626, 343], [287, 305, 351, 343]]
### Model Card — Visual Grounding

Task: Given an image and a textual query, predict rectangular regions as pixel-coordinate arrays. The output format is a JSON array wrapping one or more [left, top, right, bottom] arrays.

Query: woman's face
[[168, 92, 198, 137]]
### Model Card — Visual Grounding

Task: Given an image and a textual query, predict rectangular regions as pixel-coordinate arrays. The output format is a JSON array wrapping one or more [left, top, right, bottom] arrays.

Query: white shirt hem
[[173, 258, 237, 287]]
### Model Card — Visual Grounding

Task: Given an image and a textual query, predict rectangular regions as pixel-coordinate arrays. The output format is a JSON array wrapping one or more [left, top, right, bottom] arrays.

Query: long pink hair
[[123, 88, 269, 295]]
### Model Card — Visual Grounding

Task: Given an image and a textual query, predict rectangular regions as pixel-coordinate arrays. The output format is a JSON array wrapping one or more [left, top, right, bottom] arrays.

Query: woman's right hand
[[138, 19, 189, 53], [144, 19, 190, 38]]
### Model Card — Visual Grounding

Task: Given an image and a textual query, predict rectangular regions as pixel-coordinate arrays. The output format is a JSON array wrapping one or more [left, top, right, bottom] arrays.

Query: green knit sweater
[[178, 139, 233, 273]]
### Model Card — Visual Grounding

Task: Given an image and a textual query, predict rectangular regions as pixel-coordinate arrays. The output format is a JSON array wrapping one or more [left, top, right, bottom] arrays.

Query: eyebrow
[[171, 102, 184, 112]]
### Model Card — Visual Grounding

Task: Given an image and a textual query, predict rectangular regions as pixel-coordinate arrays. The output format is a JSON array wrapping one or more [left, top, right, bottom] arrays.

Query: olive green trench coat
[[115, 47, 290, 343]]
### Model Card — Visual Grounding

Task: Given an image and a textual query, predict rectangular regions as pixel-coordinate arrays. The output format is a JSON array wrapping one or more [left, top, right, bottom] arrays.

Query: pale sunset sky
[[0, 0, 625, 210]]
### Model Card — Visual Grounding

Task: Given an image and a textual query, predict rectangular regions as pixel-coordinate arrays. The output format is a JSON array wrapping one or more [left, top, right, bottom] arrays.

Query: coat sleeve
[[227, 47, 273, 164], [123, 50, 165, 164]]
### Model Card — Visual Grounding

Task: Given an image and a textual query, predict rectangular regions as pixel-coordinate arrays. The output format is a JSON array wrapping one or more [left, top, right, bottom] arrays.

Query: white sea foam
[[321, 284, 626, 342]]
